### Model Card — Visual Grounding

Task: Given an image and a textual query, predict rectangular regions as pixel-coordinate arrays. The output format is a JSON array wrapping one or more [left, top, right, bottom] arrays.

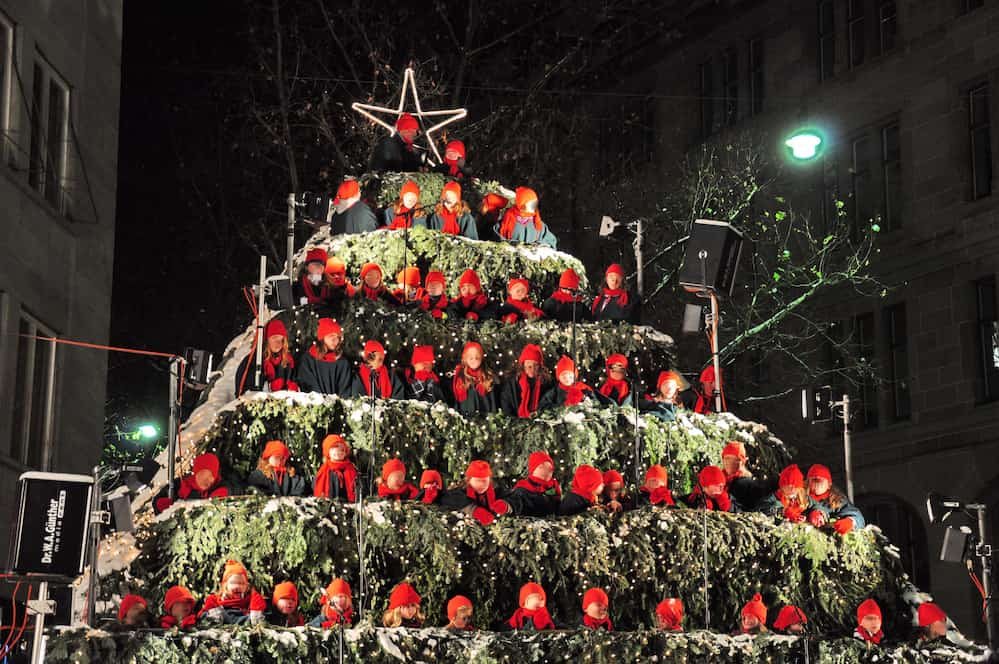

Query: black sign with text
[[9, 472, 94, 578]]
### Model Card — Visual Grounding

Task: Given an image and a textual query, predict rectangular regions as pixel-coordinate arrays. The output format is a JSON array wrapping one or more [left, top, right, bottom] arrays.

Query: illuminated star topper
[[352, 67, 467, 166]]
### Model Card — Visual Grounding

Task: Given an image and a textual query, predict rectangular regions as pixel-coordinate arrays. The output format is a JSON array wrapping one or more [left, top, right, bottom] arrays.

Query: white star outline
[[351, 67, 467, 166]]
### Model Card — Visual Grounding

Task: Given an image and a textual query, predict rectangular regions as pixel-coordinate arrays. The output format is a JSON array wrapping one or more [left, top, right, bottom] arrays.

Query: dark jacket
[[538, 384, 607, 411], [153, 476, 232, 514], [811, 493, 866, 528], [499, 375, 550, 418], [492, 219, 558, 249], [247, 466, 309, 497], [265, 607, 305, 627], [421, 210, 479, 240], [404, 370, 445, 404], [351, 366, 406, 400], [591, 290, 640, 323], [329, 202, 378, 235], [541, 295, 591, 323], [638, 398, 677, 422], [370, 134, 425, 172], [507, 477, 561, 517], [557, 490, 596, 516], [758, 492, 825, 521], [728, 476, 777, 512], [296, 347, 357, 396], [449, 375, 499, 417], [234, 353, 299, 396], [446, 296, 497, 322]]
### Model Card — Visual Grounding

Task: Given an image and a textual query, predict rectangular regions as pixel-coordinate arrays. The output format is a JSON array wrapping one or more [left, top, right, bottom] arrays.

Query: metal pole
[[702, 510, 710, 629], [842, 394, 854, 502], [975, 504, 995, 649], [709, 292, 723, 413], [86, 465, 101, 627], [28, 582, 46, 664], [254, 256, 267, 390], [286, 193, 296, 279], [166, 356, 181, 500], [634, 217, 644, 298], [570, 287, 577, 360]]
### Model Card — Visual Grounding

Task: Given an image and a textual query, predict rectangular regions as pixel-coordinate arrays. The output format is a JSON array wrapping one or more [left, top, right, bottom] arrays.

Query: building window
[[10, 313, 57, 469], [851, 135, 874, 238], [749, 39, 764, 115], [963, 0, 985, 13], [28, 55, 70, 211], [855, 312, 879, 428], [977, 276, 999, 403], [848, 0, 866, 69], [878, 2, 897, 54], [818, 0, 835, 81], [722, 48, 738, 126], [969, 84, 992, 200], [881, 122, 901, 229], [884, 303, 911, 421], [699, 60, 715, 138], [855, 493, 931, 589], [0, 12, 13, 167]]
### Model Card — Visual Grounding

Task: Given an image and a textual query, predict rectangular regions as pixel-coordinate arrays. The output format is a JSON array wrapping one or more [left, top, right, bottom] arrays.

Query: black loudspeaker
[[10, 472, 94, 579], [679, 219, 744, 297], [265, 276, 295, 311], [183, 347, 213, 384], [296, 192, 332, 222], [940, 526, 970, 563]]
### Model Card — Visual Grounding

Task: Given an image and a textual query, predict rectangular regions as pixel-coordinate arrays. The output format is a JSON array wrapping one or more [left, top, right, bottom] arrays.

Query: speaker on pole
[[10, 472, 94, 579], [679, 219, 744, 297]]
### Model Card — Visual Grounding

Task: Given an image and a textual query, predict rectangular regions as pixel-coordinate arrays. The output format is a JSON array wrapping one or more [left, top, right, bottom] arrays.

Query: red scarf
[[694, 391, 715, 414], [378, 483, 419, 500], [457, 293, 488, 311], [641, 486, 675, 506], [313, 460, 358, 501], [176, 475, 227, 501], [516, 373, 543, 418], [445, 159, 462, 178], [855, 627, 884, 644], [437, 207, 462, 234], [213, 590, 265, 614], [558, 380, 592, 406], [498, 208, 543, 239], [405, 368, 440, 384], [420, 293, 449, 316], [776, 491, 807, 522], [161, 614, 197, 629], [270, 465, 288, 488], [362, 285, 388, 301], [592, 288, 629, 314], [583, 615, 613, 631], [513, 475, 561, 497], [300, 276, 330, 304], [689, 486, 731, 512], [551, 289, 583, 304], [452, 366, 488, 402], [508, 606, 555, 630], [263, 353, 293, 379], [388, 205, 417, 229], [359, 365, 393, 398], [309, 345, 340, 362], [322, 606, 355, 628], [598, 378, 629, 402], [392, 287, 425, 304], [502, 297, 544, 323]]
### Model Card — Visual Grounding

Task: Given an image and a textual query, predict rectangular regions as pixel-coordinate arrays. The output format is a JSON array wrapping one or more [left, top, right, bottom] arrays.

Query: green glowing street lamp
[[785, 130, 823, 161], [137, 424, 159, 440]]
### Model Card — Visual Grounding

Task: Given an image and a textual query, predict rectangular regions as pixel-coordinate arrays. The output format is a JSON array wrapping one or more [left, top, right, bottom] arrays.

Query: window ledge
[[0, 162, 77, 236]]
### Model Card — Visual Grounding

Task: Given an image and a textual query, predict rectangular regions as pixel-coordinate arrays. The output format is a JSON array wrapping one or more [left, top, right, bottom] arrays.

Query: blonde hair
[[269, 336, 293, 369], [434, 199, 470, 216], [256, 458, 296, 480], [455, 363, 495, 393], [382, 606, 426, 628]]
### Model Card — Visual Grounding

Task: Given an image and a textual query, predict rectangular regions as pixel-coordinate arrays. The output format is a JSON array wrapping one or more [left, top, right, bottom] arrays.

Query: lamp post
[[784, 130, 824, 161]]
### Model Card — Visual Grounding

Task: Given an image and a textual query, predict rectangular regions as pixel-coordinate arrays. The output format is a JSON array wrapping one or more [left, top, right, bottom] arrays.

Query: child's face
[[364, 270, 382, 288], [226, 574, 248, 597], [787, 622, 806, 635], [277, 598, 297, 615], [742, 614, 760, 631], [387, 471, 406, 490], [327, 271, 346, 286], [927, 619, 947, 639], [445, 147, 461, 162], [459, 283, 479, 298], [399, 284, 419, 298], [464, 348, 482, 370], [332, 595, 351, 612], [722, 455, 741, 475], [606, 273, 623, 289], [809, 477, 831, 496], [267, 335, 285, 354], [608, 364, 626, 380], [422, 478, 440, 489], [509, 283, 528, 300], [413, 361, 434, 373], [398, 128, 418, 143], [532, 461, 554, 481], [268, 454, 285, 468], [452, 605, 472, 628], [124, 603, 147, 626], [594, 482, 604, 497], [323, 332, 342, 352], [704, 483, 725, 497], [522, 360, 539, 378], [171, 600, 194, 621], [194, 469, 215, 491], [402, 192, 419, 208], [645, 478, 664, 491], [558, 370, 575, 386], [468, 477, 491, 494], [400, 603, 418, 620], [656, 615, 675, 631], [444, 191, 459, 208], [523, 593, 545, 611], [329, 444, 348, 462], [781, 485, 798, 500], [307, 263, 325, 277], [367, 351, 384, 369], [427, 281, 444, 297], [861, 615, 882, 633], [607, 481, 622, 499], [660, 379, 678, 399], [585, 601, 608, 620]]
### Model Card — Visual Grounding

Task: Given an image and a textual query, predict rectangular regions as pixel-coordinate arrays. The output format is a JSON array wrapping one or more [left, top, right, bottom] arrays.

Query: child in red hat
[[445, 595, 475, 631], [494, 187, 558, 249], [383, 582, 425, 628], [425, 180, 478, 239], [267, 581, 305, 627], [806, 464, 865, 534], [383, 180, 426, 230], [760, 464, 824, 524], [357, 262, 398, 305], [376, 458, 420, 501], [235, 318, 300, 396], [682, 465, 733, 512], [558, 464, 605, 516], [405, 345, 444, 403], [313, 434, 358, 502], [247, 440, 309, 497], [542, 268, 591, 322], [440, 460, 512, 525], [480, 192, 510, 233], [508, 451, 562, 517], [721, 442, 752, 483], [296, 317, 356, 396], [538, 356, 600, 410], [353, 340, 404, 399], [508, 582, 556, 630], [199, 560, 267, 625], [917, 602, 948, 642], [600, 469, 635, 512], [153, 452, 230, 514], [451, 342, 498, 416], [655, 598, 684, 631], [636, 464, 675, 507], [499, 344, 551, 418], [370, 113, 425, 172], [295, 247, 332, 305], [416, 469, 443, 505], [639, 370, 684, 422], [323, 256, 356, 307], [854, 599, 883, 645], [329, 179, 378, 235], [498, 277, 545, 324], [598, 354, 633, 407], [446, 269, 497, 321], [580, 588, 613, 631], [114, 594, 150, 630], [160, 586, 197, 629], [693, 365, 721, 414], [420, 271, 450, 319], [391, 266, 425, 306], [772, 605, 807, 635], [736, 593, 768, 635], [433, 139, 472, 179], [309, 578, 355, 628], [719, 441, 772, 512], [591, 263, 639, 323]]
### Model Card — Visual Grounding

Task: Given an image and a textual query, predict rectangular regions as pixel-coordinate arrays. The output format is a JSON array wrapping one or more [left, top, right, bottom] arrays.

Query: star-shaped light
[[352, 67, 467, 166]]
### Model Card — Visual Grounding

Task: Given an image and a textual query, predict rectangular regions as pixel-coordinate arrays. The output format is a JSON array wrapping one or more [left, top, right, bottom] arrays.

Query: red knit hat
[[657, 371, 682, 391], [398, 179, 420, 202], [559, 268, 581, 290], [272, 581, 299, 605], [388, 582, 421, 610], [465, 460, 492, 479], [322, 434, 349, 460], [519, 582, 546, 607], [722, 442, 748, 461], [698, 465, 726, 488], [442, 180, 462, 200], [425, 271, 446, 289], [447, 595, 472, 621], [555, 355, 577, 379], [779, 464, 804, 489], [261, 440, 290, 462], [411, 345, 435, 366], [396, 266, 421, 287], [317, 318, 342, 340], [603, 469, 624, 486], [419, 470, 442, 487], [359, 262, 382, 281], [571, 464, 604, 497], [458, 269, 481, 290], [482, 192, 509, 213], [325, 256, 346, 276], [857, 599, 882, 624], [118, 594, 147, 621], [444, 140, 465, 160], [656, 598, 683, 629], [773, 605, 807, 630], [918, 602, 947, 627], [163, 586, 195, 613], [806, 464, 832, 484], [220, 560, 249, 592], [507, 277, 530, 295], [699, 365, 717, 382], [461, 341, 483, 360], [514, 187, 539, 213], [305, 248, 328, 265], [395, 113, 418, 133], [605, 263, 625, 278], [324, 578, 352, 601], [381, 458, 406, 484], [741, 593, 767, 624], [518, 344, 544, 364], [335, 179, 360, 202], [528, 451, 554, 476], [264, 319, 288, 340], [582, 587, 608, 611], [645, 464, 668, 485], [192, 453, 220, 482], [605, 354, 628, 369], [363, 340, 386, 356]]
